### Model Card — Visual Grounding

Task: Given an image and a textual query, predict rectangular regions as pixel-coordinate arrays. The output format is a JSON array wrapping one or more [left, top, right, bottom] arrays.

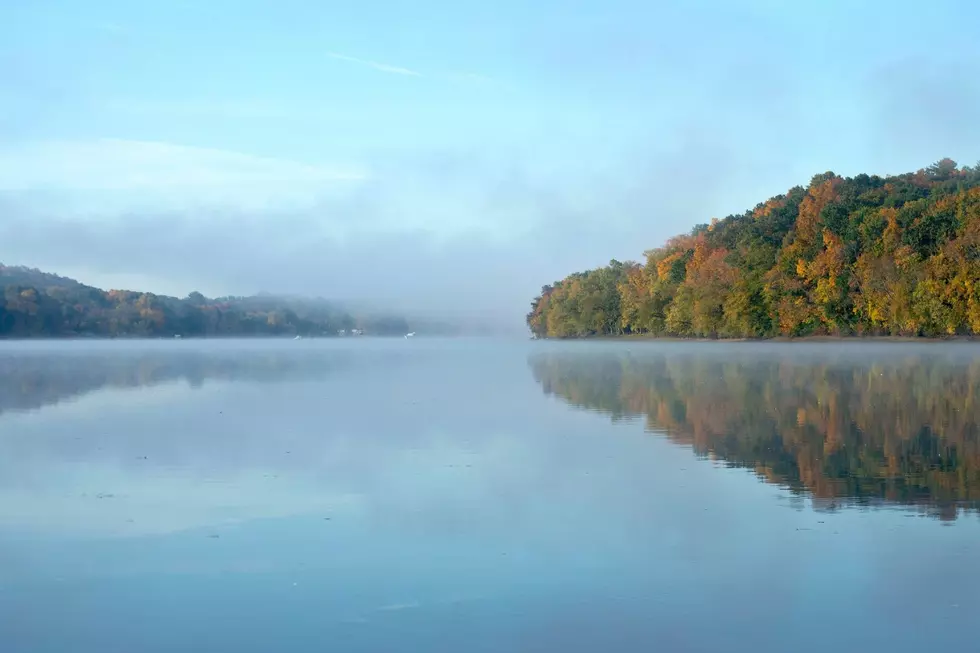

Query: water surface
[[1, 339, 978, 652]]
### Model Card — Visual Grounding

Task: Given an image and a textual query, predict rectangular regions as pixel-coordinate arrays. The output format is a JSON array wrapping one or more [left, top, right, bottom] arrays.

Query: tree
[[0, 266, 413, 339], [529, 158, 980, 340]]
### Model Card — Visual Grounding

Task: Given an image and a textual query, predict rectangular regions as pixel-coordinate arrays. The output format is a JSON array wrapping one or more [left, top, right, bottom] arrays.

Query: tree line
[[0, 266, 410, 338], [528, 159, 980, 338]]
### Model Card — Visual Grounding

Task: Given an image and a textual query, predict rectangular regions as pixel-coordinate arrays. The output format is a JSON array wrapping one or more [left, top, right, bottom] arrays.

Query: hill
[[0, 265, 410, 338], [527, 158, 980, 338]]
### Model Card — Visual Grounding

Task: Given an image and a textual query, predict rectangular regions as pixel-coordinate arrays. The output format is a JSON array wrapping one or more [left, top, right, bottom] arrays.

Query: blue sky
[[1, 0, 979, 328]]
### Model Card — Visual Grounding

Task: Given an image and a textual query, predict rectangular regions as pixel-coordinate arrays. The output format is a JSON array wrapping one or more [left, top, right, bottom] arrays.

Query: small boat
[[294, 335, 302, 340], [404, 332, 416, 339]]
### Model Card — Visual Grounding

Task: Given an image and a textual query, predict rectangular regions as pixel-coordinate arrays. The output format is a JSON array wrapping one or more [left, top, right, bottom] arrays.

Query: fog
[[1, 0, 979, 332]]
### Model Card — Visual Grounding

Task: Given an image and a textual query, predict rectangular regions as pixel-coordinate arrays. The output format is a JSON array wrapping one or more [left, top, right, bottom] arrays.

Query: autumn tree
[[529, 158, 980, 340]]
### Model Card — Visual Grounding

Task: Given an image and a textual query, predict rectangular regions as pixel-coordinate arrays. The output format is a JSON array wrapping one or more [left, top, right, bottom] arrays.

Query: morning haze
[[4, 2, 980, 652], [2, 0, 979, 331]]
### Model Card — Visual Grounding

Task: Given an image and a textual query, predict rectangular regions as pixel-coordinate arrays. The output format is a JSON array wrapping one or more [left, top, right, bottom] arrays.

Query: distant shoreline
[[535, 334, 980, 343], [0, 334, 411, 341]]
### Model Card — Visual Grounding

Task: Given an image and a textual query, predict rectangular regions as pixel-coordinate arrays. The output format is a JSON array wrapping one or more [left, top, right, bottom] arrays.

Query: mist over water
[[1, 339, 979, 652]]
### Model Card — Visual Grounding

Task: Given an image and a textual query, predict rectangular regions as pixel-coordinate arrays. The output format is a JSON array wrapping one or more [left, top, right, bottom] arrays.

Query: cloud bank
[[0, 130, 758, 330]]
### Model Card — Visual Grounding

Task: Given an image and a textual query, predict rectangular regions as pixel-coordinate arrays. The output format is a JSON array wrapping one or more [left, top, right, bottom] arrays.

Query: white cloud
[[0, 139, 366, 191], [0, 139, 368, 213], [327, 52, 422, 77], [324, 52, 499, 89]]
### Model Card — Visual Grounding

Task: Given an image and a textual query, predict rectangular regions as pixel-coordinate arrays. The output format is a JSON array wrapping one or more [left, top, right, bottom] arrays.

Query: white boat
[[404, 332, 416, 339]]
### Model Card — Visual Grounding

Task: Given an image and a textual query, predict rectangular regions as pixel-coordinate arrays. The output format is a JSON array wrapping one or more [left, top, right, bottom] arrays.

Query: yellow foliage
[[753, 196, 787, 219]]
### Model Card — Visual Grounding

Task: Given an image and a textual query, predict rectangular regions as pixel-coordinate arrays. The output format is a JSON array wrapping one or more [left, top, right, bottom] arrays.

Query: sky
[[1, 0, 980, 331]]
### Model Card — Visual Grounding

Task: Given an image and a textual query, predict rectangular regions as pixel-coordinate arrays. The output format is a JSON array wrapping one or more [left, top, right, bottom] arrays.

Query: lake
[[1, 338, 978, 652]]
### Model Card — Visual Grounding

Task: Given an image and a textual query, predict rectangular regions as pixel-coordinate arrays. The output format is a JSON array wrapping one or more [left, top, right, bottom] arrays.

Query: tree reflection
[[0, 348, 370, 416], [529, 347, 980, 520]]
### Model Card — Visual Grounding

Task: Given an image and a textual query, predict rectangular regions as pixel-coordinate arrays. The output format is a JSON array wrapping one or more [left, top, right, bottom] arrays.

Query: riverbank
[[539, 333, 980, 343]]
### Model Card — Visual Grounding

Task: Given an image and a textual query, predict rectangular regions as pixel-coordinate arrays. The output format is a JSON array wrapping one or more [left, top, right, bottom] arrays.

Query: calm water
[[1, 339, 979, 652]]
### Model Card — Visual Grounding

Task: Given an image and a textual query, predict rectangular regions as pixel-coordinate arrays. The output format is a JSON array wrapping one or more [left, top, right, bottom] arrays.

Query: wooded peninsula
[[0, 266, 412, 338], [527, 159, 980, 339]]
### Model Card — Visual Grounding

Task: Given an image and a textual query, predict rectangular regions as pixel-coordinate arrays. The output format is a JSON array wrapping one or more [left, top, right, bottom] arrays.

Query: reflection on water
[[3, 340, 980, 652], [529, 343, 980, 520], [0, 342, 373, 416], [0, 340, 516, 541]]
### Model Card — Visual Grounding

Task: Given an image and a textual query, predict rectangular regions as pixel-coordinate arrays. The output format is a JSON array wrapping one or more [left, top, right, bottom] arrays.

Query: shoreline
[[538, 334, 980, 343], [0, 334, 411, 341]]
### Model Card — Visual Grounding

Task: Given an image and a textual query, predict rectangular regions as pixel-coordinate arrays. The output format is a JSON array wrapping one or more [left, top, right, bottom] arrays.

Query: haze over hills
[[0, 264, 444, 338], [4, 2, 979, 336], [528, 159, 980, 339]]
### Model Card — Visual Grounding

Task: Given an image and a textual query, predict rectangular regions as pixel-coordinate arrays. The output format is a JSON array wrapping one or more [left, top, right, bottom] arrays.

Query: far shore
[[0, 334, 413, 341], [537, 334, 980, 343]]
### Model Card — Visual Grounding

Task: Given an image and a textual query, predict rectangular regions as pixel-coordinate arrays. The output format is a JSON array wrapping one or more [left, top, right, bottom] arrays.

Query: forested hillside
[[0, 266, 410, 338], [527, 159, 980, 338]]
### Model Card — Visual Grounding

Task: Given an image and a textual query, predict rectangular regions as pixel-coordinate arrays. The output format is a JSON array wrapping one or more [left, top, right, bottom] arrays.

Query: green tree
[[529, 159, 980, 340]]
